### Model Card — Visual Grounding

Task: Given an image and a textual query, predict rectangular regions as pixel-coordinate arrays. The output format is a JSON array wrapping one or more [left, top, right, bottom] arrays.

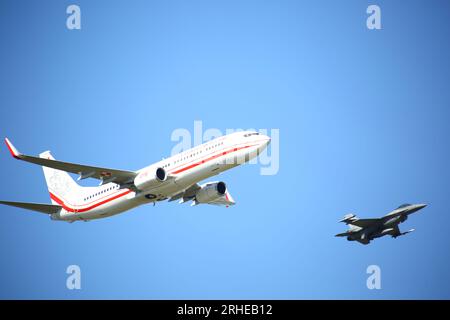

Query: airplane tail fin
[[39, 151, 82, 205], [339, 213, 358, 224]]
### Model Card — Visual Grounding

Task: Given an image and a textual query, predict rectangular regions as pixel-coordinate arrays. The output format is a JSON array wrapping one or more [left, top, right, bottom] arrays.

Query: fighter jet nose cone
[[409, 203, 427, 213]]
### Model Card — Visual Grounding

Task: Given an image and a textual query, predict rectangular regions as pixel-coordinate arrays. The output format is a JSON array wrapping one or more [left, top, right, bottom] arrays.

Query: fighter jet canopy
[[397, 203, 412, 209]]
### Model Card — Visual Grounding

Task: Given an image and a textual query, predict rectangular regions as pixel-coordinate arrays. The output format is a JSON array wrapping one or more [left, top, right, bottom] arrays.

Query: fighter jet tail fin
[[339, 213, 357, 224]]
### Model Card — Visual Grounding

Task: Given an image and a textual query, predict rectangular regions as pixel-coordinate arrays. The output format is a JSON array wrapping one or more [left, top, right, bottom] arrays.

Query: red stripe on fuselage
[[167, 141, 258, 172], [170, 145, 253, 174], [51, 143, 256, 213], [50, 190, 132, 213]]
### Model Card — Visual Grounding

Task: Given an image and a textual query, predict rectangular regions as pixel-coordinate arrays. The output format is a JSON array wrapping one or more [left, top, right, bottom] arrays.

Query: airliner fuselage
[[1, 131, 270, 222]]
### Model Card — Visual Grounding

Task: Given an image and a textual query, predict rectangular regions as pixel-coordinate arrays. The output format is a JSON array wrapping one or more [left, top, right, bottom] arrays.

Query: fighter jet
[[335, 203, 427, 245]]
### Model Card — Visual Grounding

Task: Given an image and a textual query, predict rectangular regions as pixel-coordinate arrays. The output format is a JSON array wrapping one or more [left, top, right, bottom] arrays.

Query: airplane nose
[[257, 135, 271, 153], [408, 203, 427, 214], [262, 135, 271, 146]]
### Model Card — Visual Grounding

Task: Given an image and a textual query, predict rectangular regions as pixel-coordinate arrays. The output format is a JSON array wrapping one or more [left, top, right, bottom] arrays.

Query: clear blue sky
[[1, 0, 449, 299]]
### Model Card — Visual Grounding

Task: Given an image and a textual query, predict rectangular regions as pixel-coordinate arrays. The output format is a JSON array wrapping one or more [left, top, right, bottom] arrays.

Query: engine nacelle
[[134, 166, 167, 190], [195, 181, 227, 204]]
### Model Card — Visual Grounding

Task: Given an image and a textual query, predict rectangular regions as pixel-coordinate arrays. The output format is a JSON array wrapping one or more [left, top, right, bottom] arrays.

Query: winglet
[[4, 138, 21, 159]]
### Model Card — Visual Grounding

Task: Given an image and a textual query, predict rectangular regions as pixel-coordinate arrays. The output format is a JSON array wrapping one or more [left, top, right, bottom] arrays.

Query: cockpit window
[[243, 132, 260, 137], [397, 203, 411, 209]]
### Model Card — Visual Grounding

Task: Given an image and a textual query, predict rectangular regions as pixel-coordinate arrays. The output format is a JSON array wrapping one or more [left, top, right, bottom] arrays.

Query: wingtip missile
[[402, 228, 415, 235]]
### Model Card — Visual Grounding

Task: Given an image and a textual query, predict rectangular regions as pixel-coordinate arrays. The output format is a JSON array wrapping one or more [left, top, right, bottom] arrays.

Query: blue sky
[[1, 0, 450, 299]]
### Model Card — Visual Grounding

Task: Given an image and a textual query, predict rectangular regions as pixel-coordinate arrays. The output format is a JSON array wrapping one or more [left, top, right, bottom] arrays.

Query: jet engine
[[195, 181, 227, 204], [134, 166, 167, 190]]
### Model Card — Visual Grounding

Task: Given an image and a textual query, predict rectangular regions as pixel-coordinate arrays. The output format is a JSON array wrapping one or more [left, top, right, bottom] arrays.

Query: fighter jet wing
[[348, 218, 381, 228], [382, 211, 405, 220], [390, 225, 401, 237]]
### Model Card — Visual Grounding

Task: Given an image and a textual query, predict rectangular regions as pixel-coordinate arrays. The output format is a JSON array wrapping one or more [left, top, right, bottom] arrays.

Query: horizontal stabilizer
[[0, 200, 61, 214], [335, 232, 350, 237], [339, 213, 357, 224]]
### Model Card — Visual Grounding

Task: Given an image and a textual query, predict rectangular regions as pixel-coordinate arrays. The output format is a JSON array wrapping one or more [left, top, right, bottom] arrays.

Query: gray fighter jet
[[335, 203, 427, 245]]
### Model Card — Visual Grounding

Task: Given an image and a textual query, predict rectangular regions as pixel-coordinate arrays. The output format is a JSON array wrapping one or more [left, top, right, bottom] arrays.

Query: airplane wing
[[5, 138, 137, 186], [0, 200, 61, 214], [168, 183, 201, 203], [390, 225, 401, 237], [382, 211, 405, 220], [348, 218, 381, 228]]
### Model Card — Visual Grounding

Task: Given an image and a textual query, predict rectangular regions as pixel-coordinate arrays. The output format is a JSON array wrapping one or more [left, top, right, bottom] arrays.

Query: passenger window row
[[169, 141, 225, 166], [84, 185, 120, 201]]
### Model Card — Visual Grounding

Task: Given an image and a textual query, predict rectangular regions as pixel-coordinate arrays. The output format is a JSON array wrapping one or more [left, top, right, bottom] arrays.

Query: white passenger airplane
[[0, 132, 270, 222]]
